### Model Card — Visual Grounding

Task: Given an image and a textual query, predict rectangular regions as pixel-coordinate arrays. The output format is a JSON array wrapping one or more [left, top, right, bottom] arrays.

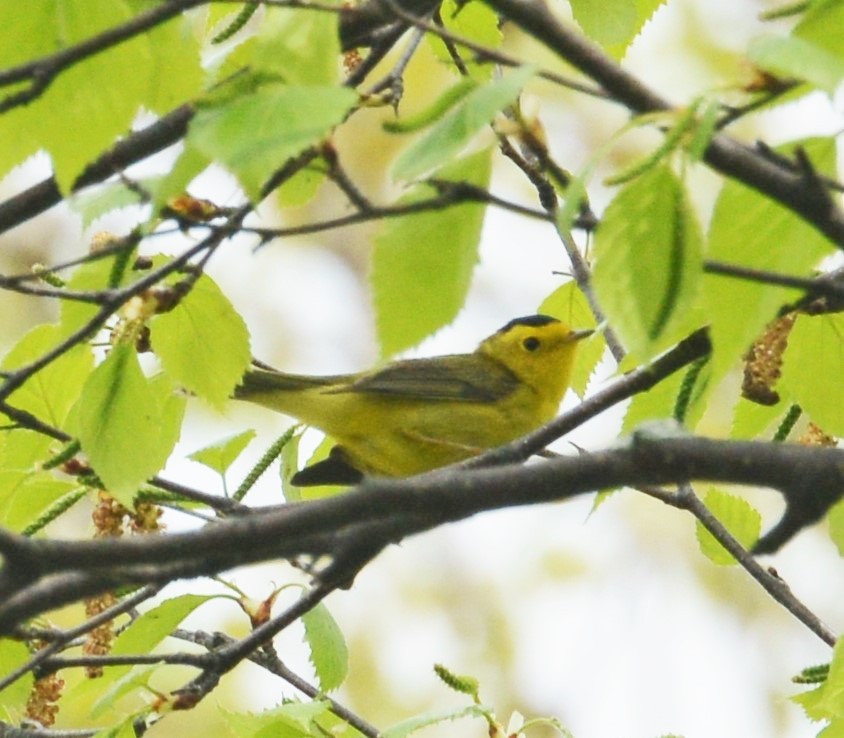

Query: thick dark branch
[[0, 103, 193, 235], [483, 0, 844, 247], [1, 433, 841, 632]]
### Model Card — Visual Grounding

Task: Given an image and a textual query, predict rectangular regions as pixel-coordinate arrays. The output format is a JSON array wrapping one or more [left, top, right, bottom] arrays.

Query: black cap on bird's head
[[493, 314, 594, 345], [495, 314, 560, 335]]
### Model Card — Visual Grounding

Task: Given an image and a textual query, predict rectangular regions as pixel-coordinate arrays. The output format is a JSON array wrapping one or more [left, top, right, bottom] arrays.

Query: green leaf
[[151, 144, 213, 214], [223, 701, 332, 738], [0, 1, 200, 190], [695, 489, 761, 565], [747, 34, 844, 93], [373, 149, 492, 357], [730, 397, 788, 440], [793, 638, 844, 721], [277, 164, 326, 208], [622, 369, 683, 434], [1, 323, 93, 427], [71, 182, 147, 228], [592, 164, 703, 360], [0, 639, 33, 721], [538, 280, 603, 397], [570, 0, 667, 59], [382, 705, 491, 738], [0, 470, 76, 533], [151, 273, 251, 409], [427, 0, 502, 80], [795, 0, 844, 57], [391, 65, 534, 181], [0, 429, 54, 470], [189, 430, 256, 474], [73, 594, 212, 714], [67, 344, 185, 506], [90, 665, 159, 718], [704, 138, 835, 385], [113, 594, 211, 654], [126, 1, 203, 113], [188, 83, 357, 201], [384, 79, 479, 134], [779, 313, 844, 435], [302, 602, 349, 692], [90, 715, 140, 738], [252, 8, 340, 85], [61, 251, 136, 335]]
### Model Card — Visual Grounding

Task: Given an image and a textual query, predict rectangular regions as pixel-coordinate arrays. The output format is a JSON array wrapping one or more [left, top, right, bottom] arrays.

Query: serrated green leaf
[[0, 1, 199, 191], [71, 182, 147, 228], [373, 149, 491, 357], [188, 84, 357, 201], [705, 138, 835, 386], [538, 281, 602, 397], [592, 165, 703, 360], [0, 639, 33, 722], [570, 0, 667, 59], [252, 8, 340, 85], [747, 34, 844, 93], [382, 705, 491, 738], [695, 488, 761, 565], [1, 323, 93, 427], [151, 274, 251, 409], [189, 430, 256, 474], [779, 313, 844, 435], [302, 602, 349, 692], [819, 719, 844, 738], [392, 65, 534, 181], [67, 344, 185, 506]]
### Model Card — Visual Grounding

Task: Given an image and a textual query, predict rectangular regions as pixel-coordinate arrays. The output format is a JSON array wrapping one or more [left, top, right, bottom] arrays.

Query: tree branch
[[482, 0, 844, 247], [0, 103, 193, 236], [1, 433, 841, 633]]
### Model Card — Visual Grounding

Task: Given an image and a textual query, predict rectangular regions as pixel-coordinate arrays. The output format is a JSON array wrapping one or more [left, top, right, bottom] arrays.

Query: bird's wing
[[338, 355, 520, 403]]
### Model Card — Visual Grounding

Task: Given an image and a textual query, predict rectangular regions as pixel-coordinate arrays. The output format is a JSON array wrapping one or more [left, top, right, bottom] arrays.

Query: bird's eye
[[523, 336, 541, 352]]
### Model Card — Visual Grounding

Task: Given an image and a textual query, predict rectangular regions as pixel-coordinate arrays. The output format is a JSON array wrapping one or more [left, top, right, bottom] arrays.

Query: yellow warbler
[[236, 315, 591, 485]]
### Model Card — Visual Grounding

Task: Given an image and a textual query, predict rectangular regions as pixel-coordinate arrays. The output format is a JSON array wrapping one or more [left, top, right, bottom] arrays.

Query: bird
[[235, 315, 591, 485]]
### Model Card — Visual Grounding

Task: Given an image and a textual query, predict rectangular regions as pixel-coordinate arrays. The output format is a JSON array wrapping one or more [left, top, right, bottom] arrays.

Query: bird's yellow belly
[[332, 391, 555, 477]]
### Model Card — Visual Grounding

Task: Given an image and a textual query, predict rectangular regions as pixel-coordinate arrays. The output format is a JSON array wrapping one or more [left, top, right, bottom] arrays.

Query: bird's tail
[[234, 365, 351, 399]]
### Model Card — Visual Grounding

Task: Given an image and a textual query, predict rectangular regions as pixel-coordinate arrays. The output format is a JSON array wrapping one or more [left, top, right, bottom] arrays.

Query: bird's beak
[[567, 328, 594, 343]]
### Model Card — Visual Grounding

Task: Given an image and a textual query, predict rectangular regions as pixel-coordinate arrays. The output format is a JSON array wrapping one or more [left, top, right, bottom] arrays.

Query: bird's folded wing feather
[[339, 355, 520, 402]]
